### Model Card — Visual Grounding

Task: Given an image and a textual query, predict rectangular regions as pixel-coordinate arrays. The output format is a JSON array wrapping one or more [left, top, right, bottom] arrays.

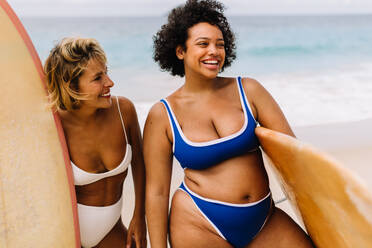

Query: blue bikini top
[[161, 76, 259, 170]]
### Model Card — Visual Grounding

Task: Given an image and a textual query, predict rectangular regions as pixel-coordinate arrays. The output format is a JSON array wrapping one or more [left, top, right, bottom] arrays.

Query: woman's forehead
[[187, 22, 223, 40]]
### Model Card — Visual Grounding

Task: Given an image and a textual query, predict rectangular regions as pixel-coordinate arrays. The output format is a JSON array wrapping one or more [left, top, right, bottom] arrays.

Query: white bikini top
[[71, 96, 132, 186]]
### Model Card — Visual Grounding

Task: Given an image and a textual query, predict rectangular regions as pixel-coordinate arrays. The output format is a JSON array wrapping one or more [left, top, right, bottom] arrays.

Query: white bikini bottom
[[77, 196, 123, 248]]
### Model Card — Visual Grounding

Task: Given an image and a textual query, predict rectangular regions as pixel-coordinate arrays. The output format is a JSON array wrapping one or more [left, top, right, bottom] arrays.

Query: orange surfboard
[[256, 127, 372, 248], [0, 0, 80, 247]]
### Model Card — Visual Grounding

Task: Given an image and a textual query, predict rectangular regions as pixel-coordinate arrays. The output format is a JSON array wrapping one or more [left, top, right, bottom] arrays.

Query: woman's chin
[[100, 100, 113, 108]]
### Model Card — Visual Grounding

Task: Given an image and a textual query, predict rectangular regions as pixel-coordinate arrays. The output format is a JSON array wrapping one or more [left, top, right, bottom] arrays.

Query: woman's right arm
[[143, 102, 173, 248]]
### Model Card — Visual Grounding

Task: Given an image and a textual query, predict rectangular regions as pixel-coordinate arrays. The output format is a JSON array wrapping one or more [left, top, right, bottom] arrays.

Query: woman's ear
[[176, 45, 185, 60]]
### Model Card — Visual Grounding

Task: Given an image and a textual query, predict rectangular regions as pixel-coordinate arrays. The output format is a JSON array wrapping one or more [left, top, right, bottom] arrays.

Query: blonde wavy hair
[[44, 37, 107, 111]]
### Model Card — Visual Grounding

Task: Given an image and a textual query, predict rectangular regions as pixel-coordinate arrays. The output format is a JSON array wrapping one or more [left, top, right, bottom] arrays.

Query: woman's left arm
[[242, 78, 295, 137], [119, 97, 147, 248]]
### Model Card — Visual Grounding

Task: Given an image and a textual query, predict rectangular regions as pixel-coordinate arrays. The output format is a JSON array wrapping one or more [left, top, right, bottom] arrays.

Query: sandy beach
[[121, 118, 372, 235]]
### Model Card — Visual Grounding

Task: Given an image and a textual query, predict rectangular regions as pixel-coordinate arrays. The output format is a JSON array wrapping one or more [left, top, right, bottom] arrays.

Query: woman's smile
[[201, 58, 221, 70], [100, 91, 111, 98]]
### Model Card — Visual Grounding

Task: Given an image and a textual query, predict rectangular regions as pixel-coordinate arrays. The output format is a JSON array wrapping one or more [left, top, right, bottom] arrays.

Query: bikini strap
[[160, 99, 178, 131], [237, 76, 255, 121], [160, 99, 178, 153], [116, 96, 129, 144]]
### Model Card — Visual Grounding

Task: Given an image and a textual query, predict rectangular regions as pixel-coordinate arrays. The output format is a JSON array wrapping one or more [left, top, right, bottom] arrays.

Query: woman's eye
[[94, 76, 102, 81], [217, 43, 225, 47], [198, 42, 208, 46]]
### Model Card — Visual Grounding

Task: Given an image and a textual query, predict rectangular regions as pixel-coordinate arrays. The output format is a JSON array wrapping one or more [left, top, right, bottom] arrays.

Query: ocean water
[[20, 15, 372, 127]]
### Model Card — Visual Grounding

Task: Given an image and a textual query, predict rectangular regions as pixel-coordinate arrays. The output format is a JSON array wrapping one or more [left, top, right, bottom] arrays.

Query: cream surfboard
[[256, 127, 372, 248], [0, 0, 80, 247]]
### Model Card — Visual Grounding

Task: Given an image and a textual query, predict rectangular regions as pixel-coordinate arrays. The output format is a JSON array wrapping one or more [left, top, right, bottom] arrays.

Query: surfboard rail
[[256, 126, 372, 248], [0, 0, 80, 247]]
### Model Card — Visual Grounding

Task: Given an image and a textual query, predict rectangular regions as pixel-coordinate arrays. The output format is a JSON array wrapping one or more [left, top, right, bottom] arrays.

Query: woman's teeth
[[203, 60, 218, 65]]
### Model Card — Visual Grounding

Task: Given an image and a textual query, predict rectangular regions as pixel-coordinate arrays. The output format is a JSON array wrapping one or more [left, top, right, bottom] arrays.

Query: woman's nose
[[104, 75, 114, 87], [208, 44, 218, 55]]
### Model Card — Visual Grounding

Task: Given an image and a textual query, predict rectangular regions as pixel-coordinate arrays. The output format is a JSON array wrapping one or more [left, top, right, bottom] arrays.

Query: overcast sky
[[7, 0, 372, 17]]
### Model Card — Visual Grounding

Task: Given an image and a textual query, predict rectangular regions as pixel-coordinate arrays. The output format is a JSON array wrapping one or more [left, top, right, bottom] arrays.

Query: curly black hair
[[153, 0, 236, 77]]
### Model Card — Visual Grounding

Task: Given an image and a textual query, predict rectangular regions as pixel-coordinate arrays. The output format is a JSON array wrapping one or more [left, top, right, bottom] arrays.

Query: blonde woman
[[44, 38, 146, 248]]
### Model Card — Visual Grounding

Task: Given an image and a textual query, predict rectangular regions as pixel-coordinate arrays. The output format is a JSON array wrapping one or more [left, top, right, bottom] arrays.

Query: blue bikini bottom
[[179, 182, 272, 248]]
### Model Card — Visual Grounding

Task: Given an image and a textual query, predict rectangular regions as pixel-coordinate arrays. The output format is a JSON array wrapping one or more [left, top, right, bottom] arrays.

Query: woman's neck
[[183, 73, 219, 94], [64, 106, 102, 125]]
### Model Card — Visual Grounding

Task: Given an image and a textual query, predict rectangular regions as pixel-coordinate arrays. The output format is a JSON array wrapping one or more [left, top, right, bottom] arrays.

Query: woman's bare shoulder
[[240, 77, 264, 92], [115, 95, 134, 110], [146, 101, 168, 124], [114, 95, 138, 124]]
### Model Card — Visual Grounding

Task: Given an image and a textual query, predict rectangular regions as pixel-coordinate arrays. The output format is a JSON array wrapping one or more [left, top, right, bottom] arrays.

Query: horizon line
[[19, 12, 372, 18]]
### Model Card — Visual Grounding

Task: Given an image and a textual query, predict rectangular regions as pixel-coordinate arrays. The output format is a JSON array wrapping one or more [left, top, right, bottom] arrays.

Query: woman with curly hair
[[144, 0, 314, 247], [44, 37, 147, 248]]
